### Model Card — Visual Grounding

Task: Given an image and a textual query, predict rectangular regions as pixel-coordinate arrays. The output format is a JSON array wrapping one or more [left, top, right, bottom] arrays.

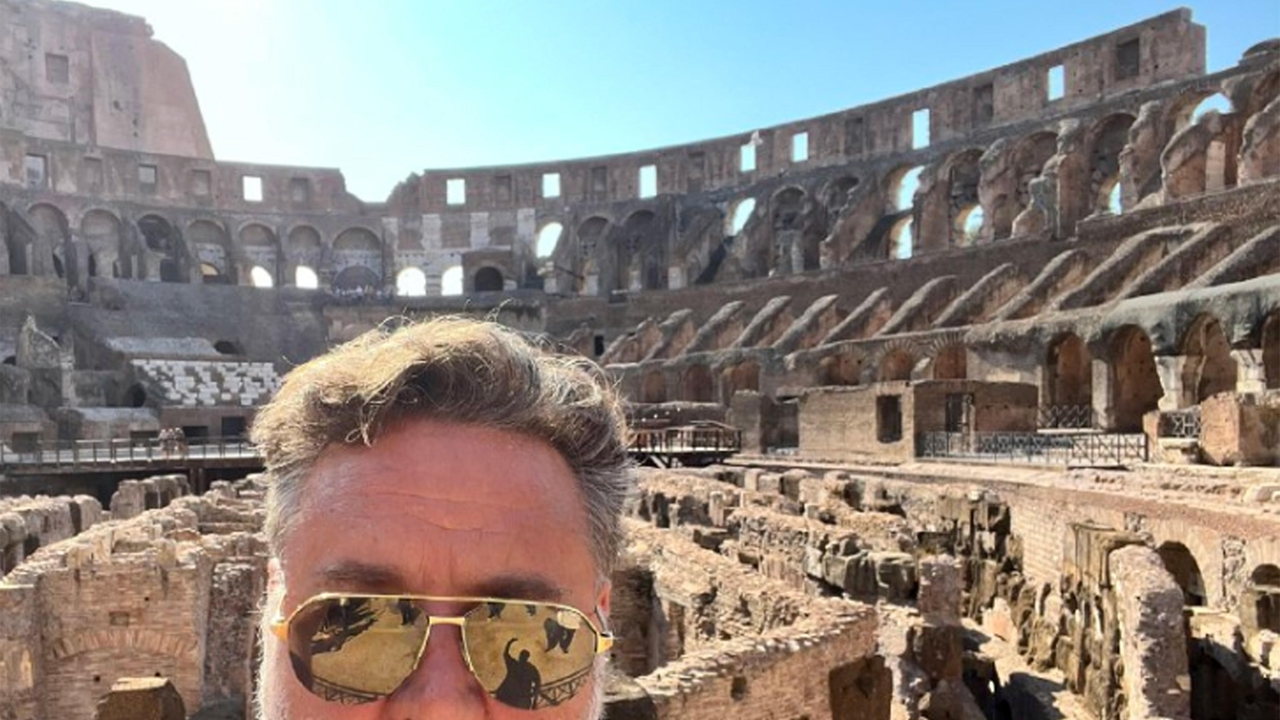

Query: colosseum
[[0, 1, 1278, 718]]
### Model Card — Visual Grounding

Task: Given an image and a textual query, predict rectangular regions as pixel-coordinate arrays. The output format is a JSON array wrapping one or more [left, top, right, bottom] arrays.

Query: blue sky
[[93, 1, 1279, 201]]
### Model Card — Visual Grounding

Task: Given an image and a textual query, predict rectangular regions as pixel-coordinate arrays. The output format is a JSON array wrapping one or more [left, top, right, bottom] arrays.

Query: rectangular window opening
[[1047, 65, 1065, 101], [45, 53, 69, 84], [791, 131, 809, 162], [138, 164, 157, 193], [638, 165, 657, 199], [739, 142, 756, 173], [446, 178, 466, 205], [1116, 38, 1140, 80], [191, 169, 212, 197], [83, 157, 103, 189], [289, 177, 311, 204], [242, 175, 263, 202], [973, 83, 994, 125], [876, 395, 903, 443], [542, 172, 561, 199], [24, 154, 48, 189], [494, 174, 513, 203], [911, 109, 931, 150]]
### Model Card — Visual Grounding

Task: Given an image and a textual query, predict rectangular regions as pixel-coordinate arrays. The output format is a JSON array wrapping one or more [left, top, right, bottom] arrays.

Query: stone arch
[[939, 148, 985, 248], [1008, 132, 1058, 234], [536, 222, 564, 259], [720, 361, 760, 405], [640, 370, 666, 404], [1252, 564, 1280, 588], [1109, 325, 1162, 432], [617, 210, 665, 292], [770, 186, 809, 274], [819, 351, 862, 386], [186, 219, 232, 284], [727, 197, 757, 236], [1157, 541, 1207, 606], [81, 209, 126, 279], [285, 225, 323, 287], [396, 266, 426, 297], [879, 348, 915, 382], [1087, 113, 1137, 214], [1244, 67, 1280, 118], [576, 216, 611, 294], [1262, 309, 1280, 390], [885, 165, 923, 214], [333, 265, 380, 291], [681, 364, 714, 403], [28, 203, 69, 278], [1180, 313, 1237, 404], [473, 266, 504, 293], [238, 222, 280, 286], [333, 227, 383, 287], [933, 344, 967, 380], [136, 214, 186, 283], [889, 216, 913, 260], [1045, 332, 1093, 412]]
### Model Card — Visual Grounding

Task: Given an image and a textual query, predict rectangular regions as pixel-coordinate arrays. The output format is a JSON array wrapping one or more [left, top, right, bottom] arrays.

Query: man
[[251, 317, 632, 719]]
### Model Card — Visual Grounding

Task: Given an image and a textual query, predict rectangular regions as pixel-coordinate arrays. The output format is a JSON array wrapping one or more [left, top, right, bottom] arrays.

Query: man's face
[[258, 420, 609, 720]]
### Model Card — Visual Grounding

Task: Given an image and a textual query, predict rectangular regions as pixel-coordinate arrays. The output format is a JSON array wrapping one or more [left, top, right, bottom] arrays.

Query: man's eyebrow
[[472, 574, 567, 603], [315, 560, 408, 591]]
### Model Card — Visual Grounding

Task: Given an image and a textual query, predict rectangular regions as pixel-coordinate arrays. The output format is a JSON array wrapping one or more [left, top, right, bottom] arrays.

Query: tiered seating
[[130, 360, 281, 407]]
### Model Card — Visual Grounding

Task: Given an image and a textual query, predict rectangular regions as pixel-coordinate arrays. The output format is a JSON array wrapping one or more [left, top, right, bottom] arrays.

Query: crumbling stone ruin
[[0, 1, 1278, 718]]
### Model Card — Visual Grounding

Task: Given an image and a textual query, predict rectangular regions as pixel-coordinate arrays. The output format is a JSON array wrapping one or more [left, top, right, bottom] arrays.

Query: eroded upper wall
[[0, 0, 212, 159], [398, 9, 1206, 213]]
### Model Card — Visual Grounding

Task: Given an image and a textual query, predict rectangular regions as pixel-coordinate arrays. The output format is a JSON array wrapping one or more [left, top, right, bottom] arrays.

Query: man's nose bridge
[[427, 615, 467, 628]]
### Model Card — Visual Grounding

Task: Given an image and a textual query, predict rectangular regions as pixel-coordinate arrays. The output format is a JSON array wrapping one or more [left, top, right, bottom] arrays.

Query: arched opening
[[29, 203, 70, 278], [441, 265, 463, 296], [1157, 542, 1206, 606], [1190, 93, 1232, 125], [124, 385, 147, 408], [1012, 132, 1058, 219], [200, 262, 226, 284], [187, 219, 231, 283], [286, 225, 323, 285], [1, 356, 14, 365], [295, 265, 319, 290], [617, 210, 664, 291], [681, 365, 714, 403], [249, 266, 273, 288], [396, 267, 426, 297], [474, 267, 504, 293], [890, 166, 923, 212], [1180, 314, 1237, 404], [214, 340, 241, 356], [333, 265, 380, 292], [1045, 333, 1093, 427], [1089, 114, 1136, 215], [1262, 310, 1279, 390], [640, 371, 666, 404], [82, 209, 125, 279], [819, 352, 862, 386], [934, 344, 967, 380], [1110, 325, 1162, 432], [890, 217, 913, 260], [879, 349, 914, 382], [720, 362, 760, 405], [137, 214, 175, 254], [536, 223, 563, 258], [954, 205, 984, 246], [239, 223, 280, 286], [1252, 564, 1280, 588], [728, 198, 756, 235]]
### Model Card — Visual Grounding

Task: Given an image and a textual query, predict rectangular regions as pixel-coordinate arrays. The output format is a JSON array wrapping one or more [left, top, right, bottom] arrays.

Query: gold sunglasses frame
[[270, 592, 614, 703]]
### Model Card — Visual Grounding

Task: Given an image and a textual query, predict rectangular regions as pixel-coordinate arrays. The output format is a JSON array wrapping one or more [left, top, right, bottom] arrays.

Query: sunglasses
[[271, 593, 613, 710]]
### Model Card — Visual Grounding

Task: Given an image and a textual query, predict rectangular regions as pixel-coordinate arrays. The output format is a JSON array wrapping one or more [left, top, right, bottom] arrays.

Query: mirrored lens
[[464, 601, 598, 710], [288, 596, 428, 703]]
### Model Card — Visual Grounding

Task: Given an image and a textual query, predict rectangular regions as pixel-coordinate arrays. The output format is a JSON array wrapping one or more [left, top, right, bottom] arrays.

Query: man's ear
[[595, 579, 612, 628]]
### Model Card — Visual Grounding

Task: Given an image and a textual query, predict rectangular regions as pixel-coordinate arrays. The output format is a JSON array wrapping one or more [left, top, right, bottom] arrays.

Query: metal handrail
[[629, 425, 742, 454], [0, 435, 258, 469], [917, 430, 1148, 466]]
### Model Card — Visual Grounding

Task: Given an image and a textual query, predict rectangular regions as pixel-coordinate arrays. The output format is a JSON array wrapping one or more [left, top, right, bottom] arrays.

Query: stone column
[[1109, 545, 1191, 720], [1232, 348, 1267, 394], [1091, 358, 1115, 429], [1154, 355, 1186, 411]]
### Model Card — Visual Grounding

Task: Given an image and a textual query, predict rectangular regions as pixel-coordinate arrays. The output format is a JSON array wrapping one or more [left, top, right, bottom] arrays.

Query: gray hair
[[249, 316, 633, 576]]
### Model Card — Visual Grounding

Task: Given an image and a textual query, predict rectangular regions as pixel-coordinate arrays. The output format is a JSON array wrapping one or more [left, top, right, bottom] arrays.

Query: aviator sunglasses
[[271, 593, 614, 710]]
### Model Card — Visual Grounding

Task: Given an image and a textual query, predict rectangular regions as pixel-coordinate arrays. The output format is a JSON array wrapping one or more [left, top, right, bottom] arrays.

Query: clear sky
[[90, 1, 1279, 202]]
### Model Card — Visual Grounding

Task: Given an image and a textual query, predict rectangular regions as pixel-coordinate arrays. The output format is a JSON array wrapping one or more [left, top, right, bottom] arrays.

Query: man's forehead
[[311, 558, 569, 602]]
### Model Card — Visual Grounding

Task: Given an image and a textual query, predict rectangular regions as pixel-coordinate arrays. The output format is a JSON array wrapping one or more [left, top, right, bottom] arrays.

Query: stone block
[[873, 552, 918, 602], [1109, 544, 1190, 720], [918, 555, 962, 624], [828, 654, 892, 720], [907, 623, 964, 682], [95, 678, 185, 720]]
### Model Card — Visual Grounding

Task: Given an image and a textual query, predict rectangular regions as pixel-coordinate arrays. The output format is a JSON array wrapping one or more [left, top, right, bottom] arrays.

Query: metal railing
[[1038, 404, 1097, 430], [0, 435, 258, 470], [1158, 408, 1202, 439], [917, 431, 1148, 466], [629, 423, 742, 455]]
